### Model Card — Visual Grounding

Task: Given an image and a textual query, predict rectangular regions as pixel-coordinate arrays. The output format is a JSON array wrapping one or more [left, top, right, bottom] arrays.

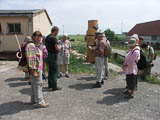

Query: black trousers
[[126, 74, 137, 90]]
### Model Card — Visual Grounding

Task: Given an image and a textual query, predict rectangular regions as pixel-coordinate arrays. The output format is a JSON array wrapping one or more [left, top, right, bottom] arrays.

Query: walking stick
[[15, 34, 22, 59]]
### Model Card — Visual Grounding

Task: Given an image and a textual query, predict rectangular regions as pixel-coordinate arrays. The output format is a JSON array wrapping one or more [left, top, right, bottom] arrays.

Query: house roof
[[127, 20, 160, 36], [0, 9, 52, 25]]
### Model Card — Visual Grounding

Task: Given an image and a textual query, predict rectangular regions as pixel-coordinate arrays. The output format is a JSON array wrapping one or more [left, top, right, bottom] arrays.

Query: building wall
[[0, 16, 30, 52], [127, 35, 160, 44], [33, 11, 52, 36]]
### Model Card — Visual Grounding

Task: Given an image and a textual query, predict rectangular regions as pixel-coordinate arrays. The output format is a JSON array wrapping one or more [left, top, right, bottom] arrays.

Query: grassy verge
[[109, 54, 124, 67], [69, 35, 87, 55], [69, 54, 95, 74], [112, 46, 128, 51], [138, 74, 160, 85]]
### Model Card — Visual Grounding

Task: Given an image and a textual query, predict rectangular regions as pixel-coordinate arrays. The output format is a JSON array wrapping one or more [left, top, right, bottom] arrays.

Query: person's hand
[[55, 45, 61, 52], [32, 70, 39, 79], [122, 64, 127, 70]]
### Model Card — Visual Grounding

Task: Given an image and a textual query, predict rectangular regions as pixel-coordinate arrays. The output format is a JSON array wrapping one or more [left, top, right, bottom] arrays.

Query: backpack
[[132, 49, 147, 70], [17, 41, 33, 72], [104, 41, 112, 58]]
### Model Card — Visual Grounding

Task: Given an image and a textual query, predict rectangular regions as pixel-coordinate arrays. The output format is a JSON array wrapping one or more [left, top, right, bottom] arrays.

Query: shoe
[[101, 79, 104, 85], [42, 73, 47, 80], [52, 87, 62, 91], [103, 77, 108, 80], [92, 82, 102, 88], [122, 89, 129, 95], [124, 94, 134, 99], [36, 103, 49, 108], [58, 73, 63, 78], [28, 82, 31, 85], [65, 74, 70, 78]]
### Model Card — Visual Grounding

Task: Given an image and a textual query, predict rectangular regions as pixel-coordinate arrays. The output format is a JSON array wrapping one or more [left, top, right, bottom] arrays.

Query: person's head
[[139, 36, 144, 44], [95, 32, 103, 41], [51, 26, 59, 36], [141, 42, 148, 49], [128, 38, 137, 49], [62, 33, 68, 41], [32, 31, 42, 44], [24, 36, 32, 43], [131, 34, 139, 45]]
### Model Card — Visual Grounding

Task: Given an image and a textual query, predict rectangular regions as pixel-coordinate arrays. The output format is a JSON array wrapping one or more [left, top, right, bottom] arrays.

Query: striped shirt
[[25, 43, 43, 74]]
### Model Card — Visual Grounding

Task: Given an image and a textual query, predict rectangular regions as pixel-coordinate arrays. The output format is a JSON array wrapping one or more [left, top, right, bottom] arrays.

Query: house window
[[152, 36, 158, 41], [8, 23, 21, 33], [0, 24, 2, 33]]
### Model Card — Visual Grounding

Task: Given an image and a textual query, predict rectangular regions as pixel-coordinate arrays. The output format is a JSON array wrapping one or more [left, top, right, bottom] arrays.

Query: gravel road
[[0, 66, 160, 120]]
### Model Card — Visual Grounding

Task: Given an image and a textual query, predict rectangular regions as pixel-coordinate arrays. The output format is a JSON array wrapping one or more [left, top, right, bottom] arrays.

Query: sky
[[0, 0, 160, 35]]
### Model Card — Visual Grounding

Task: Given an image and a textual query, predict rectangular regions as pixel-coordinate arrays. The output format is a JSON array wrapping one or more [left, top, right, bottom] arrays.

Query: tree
[[104, 29, 115, 41]]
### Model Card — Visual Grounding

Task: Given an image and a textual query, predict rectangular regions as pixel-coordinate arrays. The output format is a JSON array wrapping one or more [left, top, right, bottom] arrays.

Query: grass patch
[[139, 74, 160, 85], [69, 53, 95, 74], [156, 50, 160, 57], [112, 46, 128, 51], [109, 54, 124, 67], [69, 35, 86, 55], [109, 69, 118, 77]]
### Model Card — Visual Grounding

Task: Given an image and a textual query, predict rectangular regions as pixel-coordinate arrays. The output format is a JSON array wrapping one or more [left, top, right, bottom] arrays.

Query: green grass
[[68, 35, 85, 41], [112, 46, 128, 51], [156, 50, 160, 56], [115, 34, 126, 41], [109, 54, 125, 67], [68, 53, 95, 74], [139, 74, 160, 85], [69, 35, 87, 55]]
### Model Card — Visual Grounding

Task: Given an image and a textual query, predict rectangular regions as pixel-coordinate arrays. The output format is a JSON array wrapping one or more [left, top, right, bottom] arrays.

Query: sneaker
[[58, 73, 63, 78], [52, 87, 62, 91], [92, 82, 102, 88], [36, 103, 49, 108], [124, 94, 134, 99], [103, 77, 108, 80], [65, 74, 70, 78], [122, 89, 129, 95], [101, 79, 104, 85]]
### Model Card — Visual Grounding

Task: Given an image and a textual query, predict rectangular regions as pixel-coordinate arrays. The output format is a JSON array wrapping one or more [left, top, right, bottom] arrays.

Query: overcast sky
[[0, 0, 160, 35]]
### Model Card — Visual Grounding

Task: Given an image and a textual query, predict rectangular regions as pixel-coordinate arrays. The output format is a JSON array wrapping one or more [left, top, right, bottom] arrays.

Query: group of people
[[123, 34, 155, 99], [19, 26, 155, 108], [20, 26, 71, 108]]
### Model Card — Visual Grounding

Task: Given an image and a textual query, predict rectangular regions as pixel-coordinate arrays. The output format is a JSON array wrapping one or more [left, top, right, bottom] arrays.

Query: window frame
[[7, 23, 22, 34]]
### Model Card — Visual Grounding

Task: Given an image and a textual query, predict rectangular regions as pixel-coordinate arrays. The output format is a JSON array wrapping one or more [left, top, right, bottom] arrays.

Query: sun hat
[[128, 38, 137, 47], [131, 34, 139, 41]]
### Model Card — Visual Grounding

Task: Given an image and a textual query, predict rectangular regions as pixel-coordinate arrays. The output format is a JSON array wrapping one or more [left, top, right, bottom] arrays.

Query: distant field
[[68, 35, 85, 41]]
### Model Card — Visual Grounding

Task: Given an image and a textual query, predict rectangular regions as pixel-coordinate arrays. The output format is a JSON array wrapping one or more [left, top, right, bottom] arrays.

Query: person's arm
[[55, 44, 61, 52], [25, 43, 38, 78], [149, 47, 154, 65]]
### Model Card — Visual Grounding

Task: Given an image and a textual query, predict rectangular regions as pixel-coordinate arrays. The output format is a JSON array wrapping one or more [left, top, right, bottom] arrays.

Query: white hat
[[128, 38, 137, 47], [63, 33, 68, 37], [131, 34, 139, 41]]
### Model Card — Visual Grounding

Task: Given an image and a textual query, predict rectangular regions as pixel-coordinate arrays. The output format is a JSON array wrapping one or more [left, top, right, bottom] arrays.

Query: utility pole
[[63, 25, 64, 35], [121, 21, 123, 34]]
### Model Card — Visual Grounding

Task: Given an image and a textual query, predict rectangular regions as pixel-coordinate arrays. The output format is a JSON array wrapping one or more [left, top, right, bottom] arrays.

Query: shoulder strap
[[132, 48, 139, 55]]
